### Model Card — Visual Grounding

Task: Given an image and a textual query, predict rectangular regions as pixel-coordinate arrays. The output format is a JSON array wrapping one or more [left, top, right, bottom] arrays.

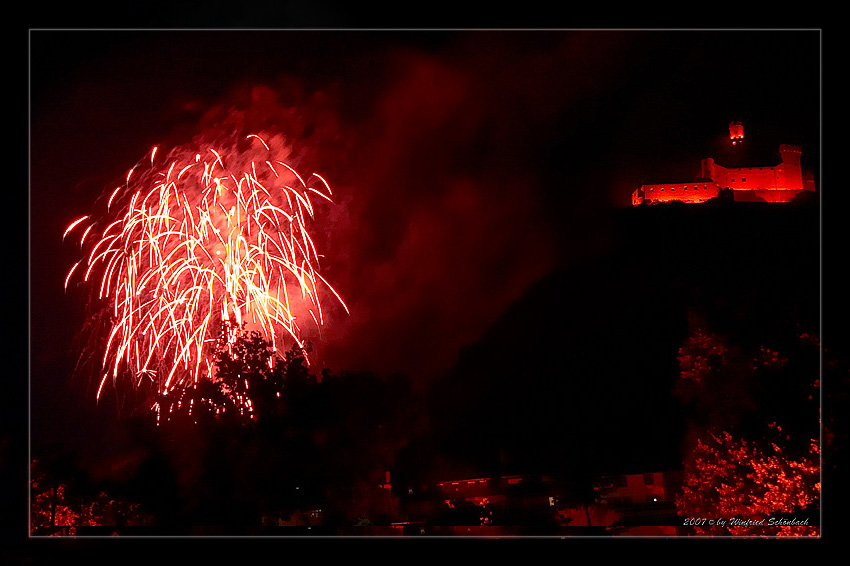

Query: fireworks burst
[[64, 132, 348, 405]]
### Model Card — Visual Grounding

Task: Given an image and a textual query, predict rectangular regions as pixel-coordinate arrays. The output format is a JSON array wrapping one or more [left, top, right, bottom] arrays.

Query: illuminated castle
[[631, 124, 815, 206]]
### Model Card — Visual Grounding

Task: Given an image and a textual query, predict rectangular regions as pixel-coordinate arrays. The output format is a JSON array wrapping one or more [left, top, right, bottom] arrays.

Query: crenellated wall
[[634, 182, 722, 205], [632, 145, 811, 206]]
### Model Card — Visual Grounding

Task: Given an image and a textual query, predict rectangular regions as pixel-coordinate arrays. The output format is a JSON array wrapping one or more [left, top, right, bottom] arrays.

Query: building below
[[632, 145, 815, 206]]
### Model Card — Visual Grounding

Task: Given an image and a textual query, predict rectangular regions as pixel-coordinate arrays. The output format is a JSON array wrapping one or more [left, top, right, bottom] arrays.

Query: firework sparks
[[64, 132, 348, 402]]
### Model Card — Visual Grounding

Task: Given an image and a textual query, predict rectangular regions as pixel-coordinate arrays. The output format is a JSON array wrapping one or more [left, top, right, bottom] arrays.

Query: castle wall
[[708, 145, 803, 192], [710, 164, 780, 191], [633, 145, 809, 206], [637, 182, 722, 205]]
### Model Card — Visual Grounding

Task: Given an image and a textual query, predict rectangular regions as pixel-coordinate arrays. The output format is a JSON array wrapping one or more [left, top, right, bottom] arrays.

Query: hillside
[[423, 197, 821, 480]]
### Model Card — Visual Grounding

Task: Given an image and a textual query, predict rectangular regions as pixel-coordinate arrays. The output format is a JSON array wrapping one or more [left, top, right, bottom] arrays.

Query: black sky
[[28, 29, 821, 457]]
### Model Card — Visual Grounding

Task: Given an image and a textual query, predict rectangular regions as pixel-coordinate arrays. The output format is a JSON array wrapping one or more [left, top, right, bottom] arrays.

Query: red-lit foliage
[[676, 429, 819, 537], [673, 318, 762, 431], [674, 315, 820, 536], [31, 459, 154, 535], [677, 324, 728, 385]]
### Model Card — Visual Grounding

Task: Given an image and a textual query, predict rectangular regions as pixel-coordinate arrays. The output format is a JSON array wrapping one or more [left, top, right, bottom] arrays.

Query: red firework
[[64, 131, 348, 404]]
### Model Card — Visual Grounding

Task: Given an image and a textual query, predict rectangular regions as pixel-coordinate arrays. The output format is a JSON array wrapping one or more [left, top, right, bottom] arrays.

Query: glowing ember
[[64, 132, 348, 402]]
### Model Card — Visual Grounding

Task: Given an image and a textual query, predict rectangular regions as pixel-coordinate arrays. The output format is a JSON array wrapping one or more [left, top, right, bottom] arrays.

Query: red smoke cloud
[[301, 35, 632, 382], [162, 33, 639, 384]]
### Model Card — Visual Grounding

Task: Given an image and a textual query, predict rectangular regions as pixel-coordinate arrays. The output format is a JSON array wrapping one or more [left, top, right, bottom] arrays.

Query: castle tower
[[729, 121, 744, 145], [778, 145, 803, 190], [700, 158, 716, 182]]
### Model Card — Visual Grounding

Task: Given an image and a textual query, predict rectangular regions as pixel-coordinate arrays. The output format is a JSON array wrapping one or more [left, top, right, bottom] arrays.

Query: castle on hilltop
[[631, 142, 816, 207]]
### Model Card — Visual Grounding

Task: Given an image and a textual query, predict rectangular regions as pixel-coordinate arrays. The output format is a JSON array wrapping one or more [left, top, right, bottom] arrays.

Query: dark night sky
[[27, 29, 821, 462]]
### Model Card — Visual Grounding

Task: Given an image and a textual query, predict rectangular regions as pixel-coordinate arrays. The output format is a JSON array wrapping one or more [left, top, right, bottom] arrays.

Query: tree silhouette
[[44, 320, 425, 532]]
